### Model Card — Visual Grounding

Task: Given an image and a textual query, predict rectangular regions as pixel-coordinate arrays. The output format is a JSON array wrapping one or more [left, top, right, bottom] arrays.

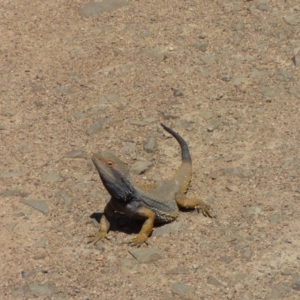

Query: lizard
[[88, 123, 212, 246]]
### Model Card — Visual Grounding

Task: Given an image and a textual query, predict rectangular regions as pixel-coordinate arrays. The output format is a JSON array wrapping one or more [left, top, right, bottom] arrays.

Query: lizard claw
[[196, 203, 213, 218], [129, 234, 148, 247], [87, 231, 108, 244]]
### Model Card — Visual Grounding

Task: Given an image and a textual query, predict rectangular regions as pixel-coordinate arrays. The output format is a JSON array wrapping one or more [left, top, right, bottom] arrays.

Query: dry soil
[[1, 0, 300, 299]]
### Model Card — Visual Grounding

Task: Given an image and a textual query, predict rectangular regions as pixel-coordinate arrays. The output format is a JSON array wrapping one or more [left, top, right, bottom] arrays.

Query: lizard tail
[[161, 123, 191, 163]]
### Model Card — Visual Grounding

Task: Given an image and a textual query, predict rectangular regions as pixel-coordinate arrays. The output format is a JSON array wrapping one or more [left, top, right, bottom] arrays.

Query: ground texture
[[1, 0, 300, 299]]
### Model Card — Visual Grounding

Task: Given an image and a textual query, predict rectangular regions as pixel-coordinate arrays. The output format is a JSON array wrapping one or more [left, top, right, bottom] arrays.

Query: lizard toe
[[87, 231, 107, 244], [196, 203, 213, 218], [130, 234, 148, 247]]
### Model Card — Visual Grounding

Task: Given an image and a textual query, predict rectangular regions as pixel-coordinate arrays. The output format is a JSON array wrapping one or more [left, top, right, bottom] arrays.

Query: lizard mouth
[[92, 155, 134, 201]]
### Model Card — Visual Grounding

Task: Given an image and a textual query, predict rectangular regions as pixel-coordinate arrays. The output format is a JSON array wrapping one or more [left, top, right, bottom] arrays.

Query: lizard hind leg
[[175, 193, 213, 218]]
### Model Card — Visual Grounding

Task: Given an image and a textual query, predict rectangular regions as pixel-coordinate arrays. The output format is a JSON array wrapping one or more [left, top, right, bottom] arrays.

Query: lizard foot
[[87, 231, 108, 244], [196, 202, 213, 218], [130, 233, 148, 247]]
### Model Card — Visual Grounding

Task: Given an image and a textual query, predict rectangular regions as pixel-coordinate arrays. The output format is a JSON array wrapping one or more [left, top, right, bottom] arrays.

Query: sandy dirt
[[1, 0, 300, 299]]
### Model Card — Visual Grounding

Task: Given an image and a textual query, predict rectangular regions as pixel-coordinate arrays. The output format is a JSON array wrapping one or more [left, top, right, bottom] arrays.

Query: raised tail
[[161, 123, 191, 163]]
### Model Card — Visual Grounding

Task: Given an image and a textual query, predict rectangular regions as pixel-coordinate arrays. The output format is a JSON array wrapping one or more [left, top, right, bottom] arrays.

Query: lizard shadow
[[90, 205, 202, 235], [90, 212, 168, 235], [90, 212, 145, 235]]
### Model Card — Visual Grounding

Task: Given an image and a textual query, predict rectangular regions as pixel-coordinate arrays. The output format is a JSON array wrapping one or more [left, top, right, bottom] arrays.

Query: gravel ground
[[1, 0, 300, 299]]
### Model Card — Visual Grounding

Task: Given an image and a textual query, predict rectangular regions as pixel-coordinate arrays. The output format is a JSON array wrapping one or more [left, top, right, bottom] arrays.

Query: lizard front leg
[[88, 200, 114, 244], [130, 207, 155, 247], [175, 193, 213, 218]]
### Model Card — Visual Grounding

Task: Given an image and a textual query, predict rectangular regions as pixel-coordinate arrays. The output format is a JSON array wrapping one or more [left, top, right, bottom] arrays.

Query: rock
[[134, 30, 152, 40], [251, 69, 269, 78], [226, 185, 238, 192], [220, 256, 233, 264], [130, 117, 157, 126], [6, 222, 17, 232], [243, 207, 262, 217], [270, 282, 290, 299], [281, 269, 291, 276], [234, 22, 245, 31], [293, 195, 300, 201], [233, 76, 248, 86], [99, 94, 121, 103], [13, 283, 57, 298], [86, 118, 108, 135], [233, 32, 244, 44], [196, 182, 210, 195], [70, 182, 86, 191], [14, 211, 25, 218], [235, 241, 249, 250], [36, 70, 43, 79], [199, 111, 214, 121], [30, 84, 45, 94], [241, 248, 252, 260], [258, 86, 281, 97], [55, 190, 75, 209], [143, 117, 157, 124], [130, 120, 148, 126], [33, 237, 47, 248], [281, 158, 300, 169], [257, 3, 268, 11], [130, 161, 153, 174], [171, 282, 195, 296], [207, 275, 222, 287], [73, 106, 107, 120], [162, 67, 173, 74], [284, 12, 300, 26], [222, 167, 251, 178], [143, 49, 165, 63], [208, 170, 220, 180], [269, 214, 281, 223], [158, 111, 178, 120], [80, 0, 131, 18], [0, 124, 6, 130], [21, 270, 36, 279], [166, 266, 189, 275], [171, 88, 183, 97], [64, 150, 85, 159], [201, 55, 215, 64], [152, 221, 187, 237], [292, 277, 300, 291], [204, 118, 222, 132], [55, 85, 75, 94], [118, 258, 139, 274], [0, 171, 23, 178], [121, 143, 136, 154], [292, 54, 299, 67], [288, 86, 300, 95], [144, 136, 157, 153], [221, 74, 231, 82], [20, 199, 49, 214], [192, 42, 207, 52], [33, 253, 46, 261], [41, 172, 64, 183], [0, 189, 29, 197], [129, 247, 164, 263], [276, 70, 293, 82]]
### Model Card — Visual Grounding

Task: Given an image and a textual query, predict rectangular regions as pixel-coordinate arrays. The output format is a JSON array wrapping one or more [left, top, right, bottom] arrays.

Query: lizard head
[[92, 152, 134, 201]]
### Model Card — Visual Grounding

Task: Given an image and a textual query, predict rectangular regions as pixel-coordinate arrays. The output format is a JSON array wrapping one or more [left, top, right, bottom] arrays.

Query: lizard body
[[89, 123, 212, 246]]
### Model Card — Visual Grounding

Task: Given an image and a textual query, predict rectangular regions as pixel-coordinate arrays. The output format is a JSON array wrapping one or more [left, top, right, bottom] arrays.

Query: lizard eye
[[107, 161, 113, 167]]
